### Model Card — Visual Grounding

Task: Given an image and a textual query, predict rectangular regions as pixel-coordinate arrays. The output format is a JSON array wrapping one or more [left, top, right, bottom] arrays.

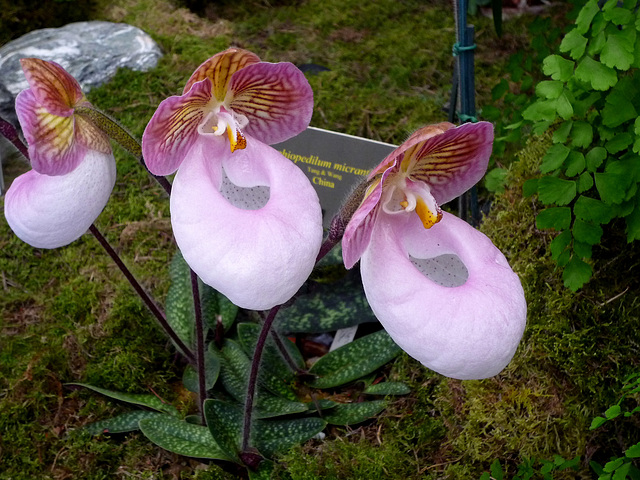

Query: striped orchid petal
[[229, 61, 313, 145], [16, 58, 111, 176], [142, 78, 212, 176]]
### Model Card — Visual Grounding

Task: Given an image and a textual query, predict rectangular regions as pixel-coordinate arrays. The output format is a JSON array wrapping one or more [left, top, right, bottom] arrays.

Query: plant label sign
[[273, 127, 396, 227]]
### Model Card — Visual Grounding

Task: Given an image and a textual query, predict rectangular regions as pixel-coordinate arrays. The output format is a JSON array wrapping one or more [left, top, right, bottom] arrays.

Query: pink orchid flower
[[4, 58, 116, 249], [342, 122, 527, 380], [142, 48, 322, 310]]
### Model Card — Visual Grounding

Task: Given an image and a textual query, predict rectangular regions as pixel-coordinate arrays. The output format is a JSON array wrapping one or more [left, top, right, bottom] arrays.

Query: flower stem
[[190, 269, 208, 419], [241, 304, 281, 454], [89, 224, 196, 364]]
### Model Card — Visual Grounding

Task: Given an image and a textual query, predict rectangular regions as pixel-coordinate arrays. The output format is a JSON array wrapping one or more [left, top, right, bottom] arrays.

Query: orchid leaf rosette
[[342, 122, 527, 380], [4, 58, 116, 248], [142, 48, 322, 310]]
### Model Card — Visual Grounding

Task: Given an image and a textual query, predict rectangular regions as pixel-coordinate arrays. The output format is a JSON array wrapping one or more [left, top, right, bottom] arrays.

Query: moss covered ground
[[1, 0, 639, 478]]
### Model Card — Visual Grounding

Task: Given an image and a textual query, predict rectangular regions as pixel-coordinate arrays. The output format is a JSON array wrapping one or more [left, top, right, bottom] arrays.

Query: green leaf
[[589, 30, 607, 57], [218, 340, 308, 418], [605, 133, 634, 154], [490, 458, 504, 480], [536, 80, 564, 99], [276, 273, 377, 333], [491, 79, 509, 100], [182, 346, 221, 394], [536, 207, 572, 230], [573, 219, 603, 245], [571, 121, 593, 148], [523, 178, 539, 197], [538, 177, 577, 205], [603, 88, 638, 128], [575, 56, 618, 90], [543, 55, 575, 82], [522, 99, 558, 122], [626, 442, 640, 458], [573, 240, 593, 259], [574, 196, 615, 224], [590, 415, 608, 430], [165, 251, 197, 352], [560, 29, 588, 59], [84, 411, 165, 435], [550, 231, 572, 261], [575, 0, 600, 34], [612, 461, 631, 480], [309, 329, 402, 389], [323, 400, 387, 425], [625, 202, 640, 242], [553, 121, 573, 144], [253, 417, 326, 457], [364, 382, 412, 396], [139, 415, 232, 461], [605, 404, 622, 419], [586, 147, 607, 172], [541, 144, 571, 173], [565, 151, 586, 177], [577, 172, 594, 193], [595, 172, 629, 204], [484, 167, 507, 193], [604, 458, 625, 473], [563, 256, 592, 291], [68, 383, 180, 417], [236, 322, 302, 401], [556, 91, 574, 120], [203, 400, 242, 462], [603, 7, 633, 26]]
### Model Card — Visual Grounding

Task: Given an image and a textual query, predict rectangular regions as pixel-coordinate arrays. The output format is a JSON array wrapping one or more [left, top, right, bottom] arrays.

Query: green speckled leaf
[[166, 252, 239, 356], [84, 410, 165, 435], [237, 322, 302, 400], [323, 400, 387, 425], [276, 273, 377, 333], [219, 340, 308, 418], [139, 414, 232, 460], [203, 399, 242, 462], [308, 330, 402, 388], [182, 346, 221, 394], [253, 417, 326, 457], [68, 383, 179, 417], [364, 382, 411, 396]]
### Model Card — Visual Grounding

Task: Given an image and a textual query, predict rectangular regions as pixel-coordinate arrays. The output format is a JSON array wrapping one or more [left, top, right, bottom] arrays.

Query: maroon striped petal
[[229, 61, 313, 144]]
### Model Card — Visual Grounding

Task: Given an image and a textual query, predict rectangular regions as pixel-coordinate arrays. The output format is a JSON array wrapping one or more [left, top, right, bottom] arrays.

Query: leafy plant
[[515, 0, 640, 290]]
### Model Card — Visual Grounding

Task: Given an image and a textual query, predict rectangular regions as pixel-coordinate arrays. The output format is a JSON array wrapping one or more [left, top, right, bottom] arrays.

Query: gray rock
[[0, 21, 163, 125]]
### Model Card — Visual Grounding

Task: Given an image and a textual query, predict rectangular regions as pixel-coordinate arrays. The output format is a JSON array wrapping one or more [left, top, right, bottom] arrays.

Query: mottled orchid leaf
[[364, 382, 411, 396], [68, 383, 179, 417], [203, 399, 242, 461], [308, 330, 402, 389], [218, 340, 308, 418], [166, 251, 238, 355], [84, 410, 165, 435], [253, 416, 326, 457], [236, 322, 303, 400], [182, 345, 221, 394], [322, 400, 387, 425], [276, 272, 377, 333], [139, 414, 232, 461]]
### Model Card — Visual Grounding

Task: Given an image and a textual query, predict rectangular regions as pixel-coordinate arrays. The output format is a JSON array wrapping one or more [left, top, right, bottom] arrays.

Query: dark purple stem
[[241, 233, 339, 457], [241, 304, 281, 453], [89, 225, 196, 364], [190, 269, 208, 418]]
